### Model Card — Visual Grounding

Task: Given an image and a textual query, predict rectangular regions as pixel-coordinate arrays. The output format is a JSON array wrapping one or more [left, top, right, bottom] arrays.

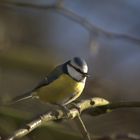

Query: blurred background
[[0, 0, 140, 139]]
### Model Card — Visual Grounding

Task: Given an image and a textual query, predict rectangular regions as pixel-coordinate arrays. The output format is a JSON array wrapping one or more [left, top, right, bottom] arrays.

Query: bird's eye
[[68, 63, 88, 76]]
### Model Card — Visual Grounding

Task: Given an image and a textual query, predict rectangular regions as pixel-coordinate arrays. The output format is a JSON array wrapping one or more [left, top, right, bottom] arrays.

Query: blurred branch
[[0, 48, 54, 75], [0, 106, 32, 121], [96, 133, 140, 140], [5, 97, 140, 140], [0, 1, 140, 44]]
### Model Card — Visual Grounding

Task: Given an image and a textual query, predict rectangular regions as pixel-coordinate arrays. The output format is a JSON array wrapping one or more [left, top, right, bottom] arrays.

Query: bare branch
[[6, 97, 109, 140], [3, 97, 140, 140], [0, 1, 140, 44], [88, 101, 140, 116]]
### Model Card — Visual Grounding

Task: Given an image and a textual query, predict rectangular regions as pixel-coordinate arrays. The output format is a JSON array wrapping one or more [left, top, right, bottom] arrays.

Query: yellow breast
[[36, 74, 85, 104]]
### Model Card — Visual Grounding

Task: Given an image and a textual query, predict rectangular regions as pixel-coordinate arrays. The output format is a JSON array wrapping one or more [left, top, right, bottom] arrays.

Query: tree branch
[[6, 97, 109, 140], [0, 1, 140, 44], [5, 97, 140, 140], [87, 101, 140, 116]]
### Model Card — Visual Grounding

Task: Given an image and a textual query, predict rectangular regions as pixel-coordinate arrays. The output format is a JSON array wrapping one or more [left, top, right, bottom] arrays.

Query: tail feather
[[8, 92, 33, 105]]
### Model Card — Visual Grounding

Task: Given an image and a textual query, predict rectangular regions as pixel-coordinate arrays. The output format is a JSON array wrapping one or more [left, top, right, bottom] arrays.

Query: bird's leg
[[56, 104, 71, 118], [69, 101, 81, 114]]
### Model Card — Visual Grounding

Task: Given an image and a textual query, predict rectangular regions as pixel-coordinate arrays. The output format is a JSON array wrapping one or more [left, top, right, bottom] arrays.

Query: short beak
[[84, 73, 90, 77]]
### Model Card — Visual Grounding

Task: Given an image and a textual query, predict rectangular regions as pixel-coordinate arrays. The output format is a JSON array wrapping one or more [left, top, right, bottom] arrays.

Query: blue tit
[[11, 57, 89, 106]]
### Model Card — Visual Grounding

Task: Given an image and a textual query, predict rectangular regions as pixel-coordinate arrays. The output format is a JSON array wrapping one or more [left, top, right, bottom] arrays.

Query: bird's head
[[66, 57, 89, 82]]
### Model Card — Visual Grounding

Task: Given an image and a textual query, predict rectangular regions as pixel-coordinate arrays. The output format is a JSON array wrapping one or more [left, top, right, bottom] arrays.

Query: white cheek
[[67, 65, 83, 81], [83, 77, 87, 83], [83, 65, 88, 73]]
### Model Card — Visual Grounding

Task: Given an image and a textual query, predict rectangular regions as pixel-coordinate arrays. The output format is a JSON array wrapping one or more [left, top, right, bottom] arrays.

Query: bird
[[10, 57, 89, 107]]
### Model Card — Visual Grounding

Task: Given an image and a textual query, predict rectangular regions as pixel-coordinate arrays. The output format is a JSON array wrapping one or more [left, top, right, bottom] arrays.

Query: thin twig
[[0, 1, 140, 44], [75, 115, 91, 140]]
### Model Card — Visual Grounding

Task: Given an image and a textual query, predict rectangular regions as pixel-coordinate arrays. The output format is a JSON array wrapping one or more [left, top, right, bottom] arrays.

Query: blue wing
[[9, 65, 64, 104]]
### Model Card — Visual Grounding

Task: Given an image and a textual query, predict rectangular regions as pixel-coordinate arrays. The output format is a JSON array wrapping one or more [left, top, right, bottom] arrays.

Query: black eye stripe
[[68, 63, 87, 75]]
